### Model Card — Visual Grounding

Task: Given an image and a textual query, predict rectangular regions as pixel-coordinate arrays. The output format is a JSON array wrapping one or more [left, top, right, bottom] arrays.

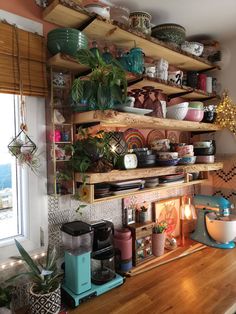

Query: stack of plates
[[159, 173, 185, 186], [94, 183, 111, 199], [144, 177, 159, 188], [133, 149, 157, 168], [47, 28, 88, 56], [110, 180, 144, 195]]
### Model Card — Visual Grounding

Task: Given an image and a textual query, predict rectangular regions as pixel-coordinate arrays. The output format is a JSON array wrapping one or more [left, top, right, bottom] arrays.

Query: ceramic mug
[[168, 70, 183, 85]]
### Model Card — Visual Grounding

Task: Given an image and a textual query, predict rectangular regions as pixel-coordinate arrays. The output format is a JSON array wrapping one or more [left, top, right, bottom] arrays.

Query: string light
[[216, 92, 236, 134], [0, 251, 46, 270]]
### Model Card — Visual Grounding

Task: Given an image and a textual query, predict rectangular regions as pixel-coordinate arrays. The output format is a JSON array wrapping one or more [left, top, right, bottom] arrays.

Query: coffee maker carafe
[[91, 220, 116, 285]]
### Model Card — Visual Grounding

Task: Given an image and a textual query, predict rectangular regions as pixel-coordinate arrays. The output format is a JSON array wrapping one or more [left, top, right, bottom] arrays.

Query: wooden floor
[[68, 247, 236, 314]]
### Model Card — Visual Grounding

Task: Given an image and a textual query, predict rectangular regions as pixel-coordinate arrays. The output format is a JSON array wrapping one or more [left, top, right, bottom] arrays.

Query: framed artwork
[[153, 197, 181, 237]]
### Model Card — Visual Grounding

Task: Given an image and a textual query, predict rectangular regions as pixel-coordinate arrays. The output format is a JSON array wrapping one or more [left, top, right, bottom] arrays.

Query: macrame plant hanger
[[8, 24, 38, 172]]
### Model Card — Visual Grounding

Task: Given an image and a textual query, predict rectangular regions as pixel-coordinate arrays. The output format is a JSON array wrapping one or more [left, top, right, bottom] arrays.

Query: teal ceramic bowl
[[151, 23, 186, 46]]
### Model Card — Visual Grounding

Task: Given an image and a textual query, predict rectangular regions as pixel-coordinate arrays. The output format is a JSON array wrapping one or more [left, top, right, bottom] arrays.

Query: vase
[[152, 233, 166, 257], [138, 211, 148, 223], [29, 285, 61, 314]]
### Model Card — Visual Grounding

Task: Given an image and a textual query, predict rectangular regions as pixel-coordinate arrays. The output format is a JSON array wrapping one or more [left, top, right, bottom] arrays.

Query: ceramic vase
[[129, 11, 152, 35], [152, 233, 165, 257], [29, 285, 61, 314], [138, 211, 148, 223]]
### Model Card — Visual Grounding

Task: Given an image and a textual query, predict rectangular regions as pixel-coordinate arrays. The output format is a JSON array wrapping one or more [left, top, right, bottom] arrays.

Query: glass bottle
[[116, 49, 129, 71], [102, 46, 113, 64], [90, 40, 100, 58]]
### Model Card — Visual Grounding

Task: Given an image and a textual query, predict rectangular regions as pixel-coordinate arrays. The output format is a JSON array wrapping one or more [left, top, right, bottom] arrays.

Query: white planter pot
[[29, 285, 61, 314]]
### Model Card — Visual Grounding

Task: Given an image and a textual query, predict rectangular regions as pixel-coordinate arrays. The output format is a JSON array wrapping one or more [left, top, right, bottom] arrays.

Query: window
[[0, 94, 48, 262], [0, 11, 47, 263]]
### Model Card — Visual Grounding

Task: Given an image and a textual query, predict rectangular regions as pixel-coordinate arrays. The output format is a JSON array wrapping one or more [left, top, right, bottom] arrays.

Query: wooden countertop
[[68, 247, 236, 314], [17, 247, 236, 314]]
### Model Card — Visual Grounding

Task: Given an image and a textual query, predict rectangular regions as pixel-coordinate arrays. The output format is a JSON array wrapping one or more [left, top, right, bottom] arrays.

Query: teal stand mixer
[[61, 220, 124, 308], [191, 195, 236, 249]]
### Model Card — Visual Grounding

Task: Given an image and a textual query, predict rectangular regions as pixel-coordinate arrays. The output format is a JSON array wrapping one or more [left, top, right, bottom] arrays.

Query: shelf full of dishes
[[43, 0, 220, 72], [76, 175, 209, 204]]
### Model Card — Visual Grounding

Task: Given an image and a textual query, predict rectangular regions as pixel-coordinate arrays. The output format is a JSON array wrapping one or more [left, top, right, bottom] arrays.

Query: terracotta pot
[[152, 233, 165, 257], [29, 285, 61, 314]]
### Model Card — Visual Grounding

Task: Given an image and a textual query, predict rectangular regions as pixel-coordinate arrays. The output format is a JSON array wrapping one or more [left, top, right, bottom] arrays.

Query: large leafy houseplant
[[72, 49, 127, 110], [9, 240, 62, 314]]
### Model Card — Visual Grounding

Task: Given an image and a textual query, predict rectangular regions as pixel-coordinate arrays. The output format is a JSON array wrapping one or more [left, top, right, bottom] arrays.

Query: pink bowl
[[184, 108, 204, 122]]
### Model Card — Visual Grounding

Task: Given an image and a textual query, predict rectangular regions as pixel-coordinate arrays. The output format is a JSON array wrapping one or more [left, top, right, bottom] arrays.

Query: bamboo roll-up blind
[[0, 21, 47, 97]]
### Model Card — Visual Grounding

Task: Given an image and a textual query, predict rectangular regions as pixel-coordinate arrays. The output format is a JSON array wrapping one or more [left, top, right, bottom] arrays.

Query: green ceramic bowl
[[47, 38, 88, 56], [188, 101, 204, 109], [151, 23, 186, 46]]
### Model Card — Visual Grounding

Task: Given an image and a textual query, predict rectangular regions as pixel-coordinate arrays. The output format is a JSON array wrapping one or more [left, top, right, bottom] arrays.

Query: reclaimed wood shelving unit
[[44, 1, 223, 202]]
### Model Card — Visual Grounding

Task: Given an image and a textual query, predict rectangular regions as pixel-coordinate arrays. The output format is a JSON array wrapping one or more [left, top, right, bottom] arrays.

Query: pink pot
[[152, 233, 166, 257]]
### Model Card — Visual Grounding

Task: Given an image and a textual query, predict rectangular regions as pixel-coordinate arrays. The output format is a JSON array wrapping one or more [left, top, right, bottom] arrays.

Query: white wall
[[213, 37, 236, 154]]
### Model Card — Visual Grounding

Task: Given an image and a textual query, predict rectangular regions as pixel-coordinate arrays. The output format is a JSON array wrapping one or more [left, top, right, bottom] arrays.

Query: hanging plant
[[8, 129, 40, 174]]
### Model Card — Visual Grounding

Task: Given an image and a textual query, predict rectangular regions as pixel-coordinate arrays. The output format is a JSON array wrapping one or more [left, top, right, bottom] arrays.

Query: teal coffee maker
[[61, 220, 124, 308]]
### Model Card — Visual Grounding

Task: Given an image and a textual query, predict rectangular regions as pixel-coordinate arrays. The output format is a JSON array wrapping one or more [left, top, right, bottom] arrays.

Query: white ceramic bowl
[[166, 102, 189, 120], [157, 152, 179, 160], [181, 41, 204, 57], [206, 213, 236, 243]]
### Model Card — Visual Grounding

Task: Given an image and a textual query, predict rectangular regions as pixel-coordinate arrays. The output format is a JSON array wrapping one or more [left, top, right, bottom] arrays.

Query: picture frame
[[153, 197, 181, 237]]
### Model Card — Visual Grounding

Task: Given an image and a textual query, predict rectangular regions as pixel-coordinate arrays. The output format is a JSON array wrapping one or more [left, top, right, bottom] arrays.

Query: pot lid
[[61, 220, 92, 236]]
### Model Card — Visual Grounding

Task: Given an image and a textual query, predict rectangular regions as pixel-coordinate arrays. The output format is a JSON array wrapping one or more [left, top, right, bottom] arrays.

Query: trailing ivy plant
[[72, 49, 127, 109]]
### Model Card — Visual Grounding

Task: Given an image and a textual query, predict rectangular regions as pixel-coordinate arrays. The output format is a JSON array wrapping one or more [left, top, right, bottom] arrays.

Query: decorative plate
[[166, 130, 180, 143], [124, 128, 146, 149], [146, 130, 166, 147], [114, 106, 153, 115]]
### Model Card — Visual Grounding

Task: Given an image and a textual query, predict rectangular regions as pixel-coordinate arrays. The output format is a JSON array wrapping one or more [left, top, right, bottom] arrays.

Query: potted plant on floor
[[0, 286, 13, 314], [152, 221, 168, 257], [9, 240, 62, 314], [71, 49, 127, 110]]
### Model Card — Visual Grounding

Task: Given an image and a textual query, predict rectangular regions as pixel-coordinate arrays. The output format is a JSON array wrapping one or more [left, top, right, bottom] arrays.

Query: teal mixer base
[[62, 274, 124, 308]]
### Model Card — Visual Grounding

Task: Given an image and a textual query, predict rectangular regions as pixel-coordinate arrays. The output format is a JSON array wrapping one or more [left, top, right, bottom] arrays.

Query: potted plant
[[0, 286, 13, 314], [152, 221, 168, 257], [71, 49, 127, 110], [8, 240, 62, 314]]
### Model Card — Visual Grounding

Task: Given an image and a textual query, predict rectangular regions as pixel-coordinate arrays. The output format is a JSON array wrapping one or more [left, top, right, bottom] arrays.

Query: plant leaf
[[76, 49, 98, 68], [14, 240, 41, 275]]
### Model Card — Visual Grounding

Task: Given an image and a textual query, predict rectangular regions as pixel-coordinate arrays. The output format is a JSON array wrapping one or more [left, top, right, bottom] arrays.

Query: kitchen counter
[[17, 246, 236, 314], [68, 246, 236, 314]]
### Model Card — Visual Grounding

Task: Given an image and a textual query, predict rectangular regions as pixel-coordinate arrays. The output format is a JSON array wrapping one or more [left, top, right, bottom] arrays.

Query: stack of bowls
[[174, 143, 196, 165], [151, 139, 180, 166], [47, 28, 88, 56], [133, 148, 156, 168], [184, 101, 204, 122], [193, 141, 216, 163]]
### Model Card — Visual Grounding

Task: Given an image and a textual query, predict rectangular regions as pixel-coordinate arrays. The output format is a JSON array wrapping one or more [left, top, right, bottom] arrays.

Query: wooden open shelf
[[75, 162, 223, 184], [73, 110, 222, 132], [90, 179, 207, 204], [47, 53, 90, 72], [43, 0, 217, 71]]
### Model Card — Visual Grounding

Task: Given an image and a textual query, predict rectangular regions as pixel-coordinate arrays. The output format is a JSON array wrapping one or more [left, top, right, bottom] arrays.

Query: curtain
[[0, 21, 47, 97]]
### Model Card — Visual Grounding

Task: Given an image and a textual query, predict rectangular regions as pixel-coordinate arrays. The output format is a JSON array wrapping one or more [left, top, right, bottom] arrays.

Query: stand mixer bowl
[[206, 213, 236, 243]]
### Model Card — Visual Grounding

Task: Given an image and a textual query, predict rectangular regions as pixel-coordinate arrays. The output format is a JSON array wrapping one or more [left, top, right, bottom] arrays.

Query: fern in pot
[[72, 49, 127, 110], [8, 240, 62, 314]]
